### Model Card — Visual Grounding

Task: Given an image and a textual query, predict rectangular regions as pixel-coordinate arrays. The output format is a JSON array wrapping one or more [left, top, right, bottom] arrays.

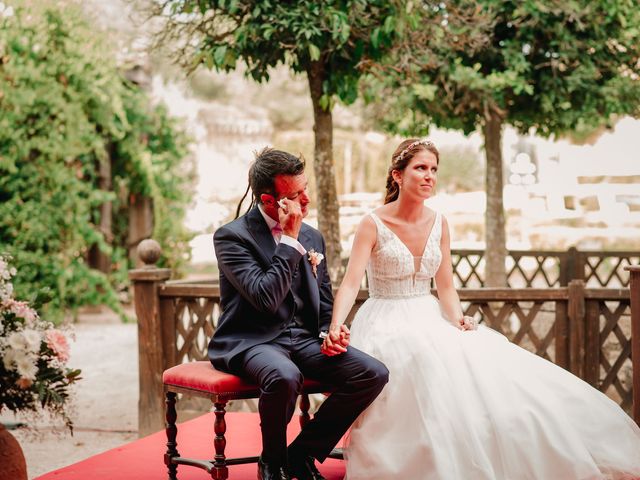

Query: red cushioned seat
[[162, 361, 330, 397], [161, 361, 341, 479]]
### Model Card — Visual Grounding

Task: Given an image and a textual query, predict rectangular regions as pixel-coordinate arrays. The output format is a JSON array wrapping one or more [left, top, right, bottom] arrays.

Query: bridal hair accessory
[[307, 249, 325, 277], [397, 139, 435, 161]]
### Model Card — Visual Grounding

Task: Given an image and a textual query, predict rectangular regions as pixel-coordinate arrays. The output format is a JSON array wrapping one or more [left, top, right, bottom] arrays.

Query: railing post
[[129, 239, 172, 437], [625, 265, 640, 425], [567, 280, 586, 378], [563, 247, 585, 286]]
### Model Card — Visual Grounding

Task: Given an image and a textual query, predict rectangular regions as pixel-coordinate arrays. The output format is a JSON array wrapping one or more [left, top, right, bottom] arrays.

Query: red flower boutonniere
[[307, 249, 325, 278]]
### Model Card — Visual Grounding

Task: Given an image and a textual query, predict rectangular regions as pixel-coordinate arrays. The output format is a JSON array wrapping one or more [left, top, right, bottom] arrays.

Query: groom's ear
[[260, 193, 275, 207]]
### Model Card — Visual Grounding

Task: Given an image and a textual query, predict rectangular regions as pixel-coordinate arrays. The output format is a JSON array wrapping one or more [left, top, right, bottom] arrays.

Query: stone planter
[[0, 422, 28, 480]]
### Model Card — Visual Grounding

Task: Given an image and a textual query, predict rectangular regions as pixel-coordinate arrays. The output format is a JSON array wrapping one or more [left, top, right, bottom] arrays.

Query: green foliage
[[368, 1, 640, 137], [0, 1, 194, 319], [160, 0, 399, 108]]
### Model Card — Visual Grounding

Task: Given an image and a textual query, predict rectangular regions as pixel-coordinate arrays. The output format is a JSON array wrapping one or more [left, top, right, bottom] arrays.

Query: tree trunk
[[307, 61, 342, 280], [482, 113, 507, 287]]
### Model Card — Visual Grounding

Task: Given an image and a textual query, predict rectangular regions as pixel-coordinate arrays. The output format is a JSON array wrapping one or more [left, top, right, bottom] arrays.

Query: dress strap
[[431, 211, 443, 245], [369, 211, 385, 231]]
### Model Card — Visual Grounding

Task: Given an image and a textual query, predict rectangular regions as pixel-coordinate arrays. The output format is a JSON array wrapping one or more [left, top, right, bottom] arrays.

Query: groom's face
[[262, 173, 310, 221]]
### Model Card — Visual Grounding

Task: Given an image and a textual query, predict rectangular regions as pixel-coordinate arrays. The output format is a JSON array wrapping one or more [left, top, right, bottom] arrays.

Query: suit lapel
[[245, 206, 276, 265], [298, 228, 320, 318], [246, 208, 321, 322]]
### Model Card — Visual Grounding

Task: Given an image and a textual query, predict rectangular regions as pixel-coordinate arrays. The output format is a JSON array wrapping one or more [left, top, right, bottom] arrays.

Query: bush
[[0, 1, 194, 320]]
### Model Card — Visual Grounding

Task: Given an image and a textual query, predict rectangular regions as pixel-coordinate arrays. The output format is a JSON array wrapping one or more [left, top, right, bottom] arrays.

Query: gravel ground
[[1, 309, 139, 479]]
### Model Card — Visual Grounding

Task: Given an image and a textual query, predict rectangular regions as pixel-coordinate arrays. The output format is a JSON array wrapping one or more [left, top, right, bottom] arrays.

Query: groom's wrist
[[319, 330, 329, 339]]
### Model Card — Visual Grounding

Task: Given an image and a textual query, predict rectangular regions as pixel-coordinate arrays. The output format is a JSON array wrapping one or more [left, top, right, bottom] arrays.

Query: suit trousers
[[234, 326, 389, 466]]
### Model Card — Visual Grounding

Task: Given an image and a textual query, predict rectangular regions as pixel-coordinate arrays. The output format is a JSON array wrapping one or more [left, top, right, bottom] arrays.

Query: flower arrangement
[[0, 256, 80, 431]]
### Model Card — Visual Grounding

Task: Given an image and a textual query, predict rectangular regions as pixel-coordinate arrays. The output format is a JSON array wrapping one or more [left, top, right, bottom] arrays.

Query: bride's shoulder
[[425, 207, 445, 222], [371, 204, 393, 220], [359, 211, 378, 230]]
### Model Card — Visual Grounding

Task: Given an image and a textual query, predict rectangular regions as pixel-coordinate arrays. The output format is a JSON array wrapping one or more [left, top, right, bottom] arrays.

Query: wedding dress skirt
[[346, 293, 640, 480], [345, 212, 640, 480]]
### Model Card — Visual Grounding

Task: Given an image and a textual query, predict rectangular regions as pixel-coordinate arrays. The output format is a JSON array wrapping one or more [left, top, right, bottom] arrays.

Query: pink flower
[[9, 300, 38, 323], [16, 377, 33, 389], [45, 330, 70, 363], [307, 249, 325, 278]]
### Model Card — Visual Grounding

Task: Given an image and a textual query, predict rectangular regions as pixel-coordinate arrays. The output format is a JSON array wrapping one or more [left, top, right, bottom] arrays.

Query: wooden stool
[[162, 361, 342, 480]]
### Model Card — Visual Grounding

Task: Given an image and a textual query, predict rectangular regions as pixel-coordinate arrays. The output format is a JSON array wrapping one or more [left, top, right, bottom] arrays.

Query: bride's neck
[[392, 195, 425, 222]]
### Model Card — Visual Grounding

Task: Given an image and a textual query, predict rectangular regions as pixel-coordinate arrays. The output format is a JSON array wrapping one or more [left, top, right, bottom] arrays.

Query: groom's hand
[[321, 325, 350, 356], [278, 198, 303, 239]]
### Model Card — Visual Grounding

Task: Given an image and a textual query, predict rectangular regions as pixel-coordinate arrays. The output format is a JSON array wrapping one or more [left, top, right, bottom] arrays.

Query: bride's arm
[[322, 216, 376, 355], [434, 216, 473, 330]]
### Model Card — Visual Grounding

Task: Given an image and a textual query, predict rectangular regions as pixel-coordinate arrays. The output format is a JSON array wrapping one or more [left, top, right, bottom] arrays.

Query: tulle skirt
[[345, 294, 640, 480]]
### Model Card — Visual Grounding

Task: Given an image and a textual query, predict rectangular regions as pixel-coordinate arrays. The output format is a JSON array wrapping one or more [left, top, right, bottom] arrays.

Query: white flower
[[22, 329, 42, 352], [7, 331, 29, 351], [15, 352, 38, 381], [0, 282, 13, 301], [2, 347, 17, 370]]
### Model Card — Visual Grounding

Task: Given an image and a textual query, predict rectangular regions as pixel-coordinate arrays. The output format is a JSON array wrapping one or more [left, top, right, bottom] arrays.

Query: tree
[[0, 0, 194, 319], [365, 1, 640, 285], [150, 0, 399, 278]]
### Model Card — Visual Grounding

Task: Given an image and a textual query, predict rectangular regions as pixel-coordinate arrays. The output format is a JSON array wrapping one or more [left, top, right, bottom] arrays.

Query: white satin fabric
[[345, 212, 640, 480]]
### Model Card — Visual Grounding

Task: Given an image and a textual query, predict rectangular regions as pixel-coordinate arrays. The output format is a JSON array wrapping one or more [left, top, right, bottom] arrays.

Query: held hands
[[458, 315, 478, 331], [277, 198, 303, 239], [320, 324, 350, 356]]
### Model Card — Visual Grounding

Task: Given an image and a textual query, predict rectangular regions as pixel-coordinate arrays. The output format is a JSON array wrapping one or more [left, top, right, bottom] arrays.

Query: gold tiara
[[398, 139, 435, 161]]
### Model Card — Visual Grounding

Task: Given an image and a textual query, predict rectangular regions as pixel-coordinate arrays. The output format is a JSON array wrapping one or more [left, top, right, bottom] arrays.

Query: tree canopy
[[153, 0, 399, 277], [365, 0, 640, 284]]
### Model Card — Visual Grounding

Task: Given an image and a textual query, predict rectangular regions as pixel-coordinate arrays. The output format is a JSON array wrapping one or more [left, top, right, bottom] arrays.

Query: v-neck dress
[[344, 211, 640, 480]]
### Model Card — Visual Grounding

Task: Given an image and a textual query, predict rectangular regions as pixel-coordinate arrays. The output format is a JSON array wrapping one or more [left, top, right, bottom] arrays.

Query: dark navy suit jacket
[[208, 206, 333, 372]]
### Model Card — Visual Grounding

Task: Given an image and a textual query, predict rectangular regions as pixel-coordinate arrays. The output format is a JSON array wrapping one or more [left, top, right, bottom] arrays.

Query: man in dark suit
[[209, 148, 388, 480]]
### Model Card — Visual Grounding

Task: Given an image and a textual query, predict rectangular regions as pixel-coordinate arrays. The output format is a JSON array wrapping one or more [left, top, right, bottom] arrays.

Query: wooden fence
[[448, 247, 639, 288], [131, 241, 639, 437]]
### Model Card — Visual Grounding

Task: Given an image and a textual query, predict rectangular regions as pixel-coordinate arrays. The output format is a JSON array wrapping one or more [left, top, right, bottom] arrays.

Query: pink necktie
[[271, 224, 283, 241]]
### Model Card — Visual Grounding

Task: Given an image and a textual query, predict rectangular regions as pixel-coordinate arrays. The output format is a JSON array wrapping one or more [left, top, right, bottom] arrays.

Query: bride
[[322, 139, 640, 479]]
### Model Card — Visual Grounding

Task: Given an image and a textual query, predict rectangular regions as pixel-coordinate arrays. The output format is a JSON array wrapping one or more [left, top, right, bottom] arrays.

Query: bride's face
[[394, 150, 438, 200]]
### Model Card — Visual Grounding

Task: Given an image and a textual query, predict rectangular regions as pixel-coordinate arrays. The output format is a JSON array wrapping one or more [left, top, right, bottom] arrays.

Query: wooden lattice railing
[[131, 241, 640, 437], [449, 247, 639, 288]]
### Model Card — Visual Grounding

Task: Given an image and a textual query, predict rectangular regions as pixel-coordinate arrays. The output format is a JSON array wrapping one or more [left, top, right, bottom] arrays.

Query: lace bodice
[[366, 211, 442, 299]]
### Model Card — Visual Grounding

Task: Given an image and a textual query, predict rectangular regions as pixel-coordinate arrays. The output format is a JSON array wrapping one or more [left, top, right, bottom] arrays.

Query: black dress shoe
[[258, 457, 291, 480], [288, 454, 326, 480]]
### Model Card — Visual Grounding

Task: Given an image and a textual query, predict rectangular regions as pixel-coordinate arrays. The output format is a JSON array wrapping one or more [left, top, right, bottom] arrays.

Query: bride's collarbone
[[376, 212, 437, 257]]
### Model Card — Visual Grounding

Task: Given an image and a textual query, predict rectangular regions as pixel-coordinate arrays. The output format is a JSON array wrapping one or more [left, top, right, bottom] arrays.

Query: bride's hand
[[460, 316, 478, 331]]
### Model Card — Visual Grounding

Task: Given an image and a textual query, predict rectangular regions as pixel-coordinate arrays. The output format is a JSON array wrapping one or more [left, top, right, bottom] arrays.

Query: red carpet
[[36, 412, 346, 479]]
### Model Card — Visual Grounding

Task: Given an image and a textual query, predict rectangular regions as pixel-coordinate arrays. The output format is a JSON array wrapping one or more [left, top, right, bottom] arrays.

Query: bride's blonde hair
[[385, 139, 440, 204]]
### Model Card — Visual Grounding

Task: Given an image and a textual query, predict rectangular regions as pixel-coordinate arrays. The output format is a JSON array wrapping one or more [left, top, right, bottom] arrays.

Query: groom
[[208, 148, 388, 480]]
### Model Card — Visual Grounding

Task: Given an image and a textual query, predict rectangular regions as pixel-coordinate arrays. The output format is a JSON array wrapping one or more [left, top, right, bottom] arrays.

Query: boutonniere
[[307, 249, 325, 278]]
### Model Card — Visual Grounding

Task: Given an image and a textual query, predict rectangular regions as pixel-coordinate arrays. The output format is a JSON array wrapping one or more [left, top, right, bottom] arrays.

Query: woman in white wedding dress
[[322, 139, 640, 480]]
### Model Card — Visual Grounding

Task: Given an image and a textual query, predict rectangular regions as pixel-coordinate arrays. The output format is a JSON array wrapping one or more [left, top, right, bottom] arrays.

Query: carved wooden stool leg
[[165, 391, 179, 480], [211, 400, 229, 480], [299, 393, 311, 429]]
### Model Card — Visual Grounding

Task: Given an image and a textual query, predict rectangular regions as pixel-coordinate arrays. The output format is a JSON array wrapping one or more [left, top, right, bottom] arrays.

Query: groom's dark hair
[[235, 147, 305, 218]]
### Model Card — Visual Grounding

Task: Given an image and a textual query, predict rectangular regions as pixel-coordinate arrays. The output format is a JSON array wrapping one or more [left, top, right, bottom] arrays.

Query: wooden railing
[[449, 247, 639, 288], [131, 240, 639, 436]]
